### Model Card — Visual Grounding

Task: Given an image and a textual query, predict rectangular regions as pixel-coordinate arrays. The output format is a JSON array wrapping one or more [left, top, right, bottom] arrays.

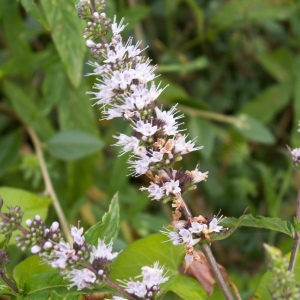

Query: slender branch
[[288, 186, 300, 273], [26, 127, 72, 244], [106, 278, 139, 300], [201, 243, 234, 300], [180, 197, 234, 299]]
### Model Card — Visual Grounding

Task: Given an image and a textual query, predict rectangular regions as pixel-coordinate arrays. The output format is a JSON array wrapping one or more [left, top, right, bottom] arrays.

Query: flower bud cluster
[[15, 215, 60, 252], [79, 0, 208, 205], [264, 244, 300, 299], [115, 262, 169, 300], [0, 203, 24, 235], [0, 250, 10, 266], [162, 216, 225, 267]]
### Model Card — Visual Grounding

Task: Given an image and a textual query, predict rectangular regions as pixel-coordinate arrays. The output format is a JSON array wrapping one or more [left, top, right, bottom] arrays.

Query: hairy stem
[[180, 196, 234, 300], [0, 269, 18, 293], [27, 127, 72, 244], [106, 278, 139, 300], [288, 185, 300, 273]]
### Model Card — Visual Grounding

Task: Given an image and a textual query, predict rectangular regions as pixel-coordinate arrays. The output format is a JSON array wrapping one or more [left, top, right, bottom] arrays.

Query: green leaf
[[256, 48, 293, 82], [0, 187, 52, 244], [85, 193, 120, 245], [234, 114, 275, 144], [0, 130, 22, 175], [2, 80, 54, 141], [20, 0, 48, 29], [109, 233, 184, 281], [187, 117, 215, 159], [45, 130, 104, 161], [40, 0, 86, 87], [121, 5, 151, 33], [221, 214, 294, 237], [157, 56, 209, 73], [164, 274, 206, 300], [239, 83, 292, 124], [13, 256, 73, 299]]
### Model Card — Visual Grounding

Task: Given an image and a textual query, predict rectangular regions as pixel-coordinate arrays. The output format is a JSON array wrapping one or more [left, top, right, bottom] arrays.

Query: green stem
[[288, 186, 300, 273], [201, 243, 235, 300], [106, 278, 139, 300], [0, 269, 18, 293], [27, 127, 72, 244]]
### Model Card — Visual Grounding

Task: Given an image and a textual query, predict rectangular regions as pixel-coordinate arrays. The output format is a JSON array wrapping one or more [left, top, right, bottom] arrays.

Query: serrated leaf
[[234, 115, 275, 144], [84, 193, 120, 245], [45, 130, 104, 161], [221, 214, 294, 237], [0, 187, 52, 245], [109, 233, 184, 281], [163, 274, 206, 300], [40, 0, 86, 87]]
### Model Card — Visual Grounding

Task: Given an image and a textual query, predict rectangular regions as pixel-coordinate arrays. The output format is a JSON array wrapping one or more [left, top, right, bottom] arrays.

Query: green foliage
[[1, 0, 300, 298]]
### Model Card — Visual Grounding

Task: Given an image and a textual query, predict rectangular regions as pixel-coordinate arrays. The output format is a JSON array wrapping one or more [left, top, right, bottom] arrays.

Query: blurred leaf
[[2, 80, 54, 141], [20, 0, 48, 28], [164, 274, 206, 300], [40, 0, 86, 87], [221, 214, 294, 237], [211, 0, 295, 30], [45, 130, 104, 161], [121, 5, 151, 33], [157, 56, 209, 73], [234, 115, 275, 144], [239, 82, 292, 124], [256, 48, 293, 82], [85, 193, 119, 246], [110, 233, 184, 281], [0, 130, 22, 176], [0, 187, 52, 245], [187, 117, 215, 159], [254, 251, 300, 299]]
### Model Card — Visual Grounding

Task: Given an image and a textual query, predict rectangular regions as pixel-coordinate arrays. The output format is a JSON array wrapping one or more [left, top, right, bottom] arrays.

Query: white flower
[[113, 134, 140, 155], [189, 221, 203, 234], [141, 262, 169, 287], [174, 135, 203, 155], [129, 155, 151, 176], [133, 120, 158, 137], [90, 239, 119, 262], [50, 241, 76, 269], [155, 106, 183, 135], [208, 217, 225, 233], [111, 16, 127, 35], [186, 166, 209, 183], [164, 180, 181, 196], [71, 226, 85, 246], [67, 268, 96, 290], [125, 281, 147, 298], [140, 183, 165, 201]]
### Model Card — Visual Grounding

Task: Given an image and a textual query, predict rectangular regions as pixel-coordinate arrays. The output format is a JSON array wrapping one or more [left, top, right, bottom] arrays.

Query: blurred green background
[[1, 0, 300, 298]]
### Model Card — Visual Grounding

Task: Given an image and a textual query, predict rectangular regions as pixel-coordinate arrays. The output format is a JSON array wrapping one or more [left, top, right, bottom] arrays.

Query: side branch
[[27, 127, 72, 244]]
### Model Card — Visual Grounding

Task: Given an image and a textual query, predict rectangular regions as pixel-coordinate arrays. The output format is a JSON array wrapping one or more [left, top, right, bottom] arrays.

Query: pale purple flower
[[140, 183, 165, 201], [164, 180, 181, 196], [90, 239, 119, 262], [67, 268, 96, 290], [71, 226, 85, 246]]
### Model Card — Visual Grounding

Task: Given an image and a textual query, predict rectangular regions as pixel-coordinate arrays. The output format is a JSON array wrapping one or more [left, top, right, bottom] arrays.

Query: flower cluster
[[162, 216, 225, 267], [114, 262, 169, 300], [0, 199, 24, 235], [15, 213, 119, 290], [78, 0, 208, 204]]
